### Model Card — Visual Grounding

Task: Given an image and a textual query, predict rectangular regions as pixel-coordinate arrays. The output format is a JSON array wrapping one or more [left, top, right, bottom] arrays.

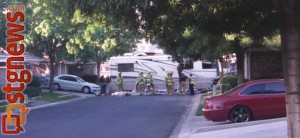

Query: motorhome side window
[[202, 61, 216, 69], [118, 63, 134, 72], [182, 61, 194, 69]]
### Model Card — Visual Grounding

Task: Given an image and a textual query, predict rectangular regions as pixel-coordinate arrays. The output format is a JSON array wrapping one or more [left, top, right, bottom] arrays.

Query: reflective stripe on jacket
[[146, 75, 153, 83], [166, 76, 174, 86], [189, 77, 195, 84], [116, 76, 123, 84], [138, 76, 145, 84]]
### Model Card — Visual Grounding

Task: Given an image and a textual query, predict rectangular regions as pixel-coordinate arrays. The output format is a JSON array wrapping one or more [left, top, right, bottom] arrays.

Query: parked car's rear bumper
[[202, 108, 228, 122]]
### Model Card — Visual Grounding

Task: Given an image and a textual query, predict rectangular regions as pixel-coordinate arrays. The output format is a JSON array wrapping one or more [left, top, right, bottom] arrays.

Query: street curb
[[194, 117, 287, 133], [169, 94, 200, 138], [0, 96, 87, 116], [28, 96, 87, 111]]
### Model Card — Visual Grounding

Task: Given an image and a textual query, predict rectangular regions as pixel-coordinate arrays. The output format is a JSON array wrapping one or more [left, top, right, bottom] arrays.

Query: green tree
[[67, 10, 137, 84], [26, 0, 72, 92]]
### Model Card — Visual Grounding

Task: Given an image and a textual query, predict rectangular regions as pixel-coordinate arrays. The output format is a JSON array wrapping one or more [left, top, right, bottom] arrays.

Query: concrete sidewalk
[[190, 121, 287, 138], [174, 94, 288, 138]]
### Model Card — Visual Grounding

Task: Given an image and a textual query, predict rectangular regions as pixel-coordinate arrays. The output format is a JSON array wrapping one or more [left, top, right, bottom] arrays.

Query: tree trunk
[[279, 0, 300, 137], [96, 61, 101, 85], [236, 51, 245, 84], [177, 64, 183, 83], [49, 57, 55, 93], [218, 56, 224, 77], [233, 38, 245, 85], [47, 41, 57, 93]]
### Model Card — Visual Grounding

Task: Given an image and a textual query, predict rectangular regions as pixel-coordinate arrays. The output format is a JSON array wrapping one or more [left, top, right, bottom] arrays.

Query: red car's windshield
[[223, 83, 247, 95]]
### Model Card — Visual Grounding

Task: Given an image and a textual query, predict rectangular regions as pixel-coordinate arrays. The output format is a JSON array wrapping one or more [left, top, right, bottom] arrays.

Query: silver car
[[54, 74, 100, 95]]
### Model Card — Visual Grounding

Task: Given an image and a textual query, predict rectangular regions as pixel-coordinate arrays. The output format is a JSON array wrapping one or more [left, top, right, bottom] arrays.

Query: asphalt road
[[1, 95, 192, 138]]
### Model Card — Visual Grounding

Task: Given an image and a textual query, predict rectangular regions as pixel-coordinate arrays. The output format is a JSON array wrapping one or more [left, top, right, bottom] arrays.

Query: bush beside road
[[0, 101, 8, 113], [196, 91, 213, 116]]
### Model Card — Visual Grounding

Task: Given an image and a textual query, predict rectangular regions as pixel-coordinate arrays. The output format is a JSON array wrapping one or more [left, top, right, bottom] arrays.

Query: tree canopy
[[23, 0, 140, 91], [68, 0, 280, 62]]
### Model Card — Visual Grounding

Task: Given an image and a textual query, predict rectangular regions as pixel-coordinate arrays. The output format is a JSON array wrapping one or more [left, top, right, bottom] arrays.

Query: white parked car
[[53, 74, 100, 95]]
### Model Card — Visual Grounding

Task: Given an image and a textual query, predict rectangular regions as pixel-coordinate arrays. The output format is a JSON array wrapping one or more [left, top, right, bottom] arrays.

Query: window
[[223, 83, 246, 95], [241, 82, 285, 95], [264, 82, 285, 94], [241, 83, 265, 95], [59, 76, 77, 82], [68, 77, 77, 82], [202, 61, 216, 69], [76, 77, 86, 83], [59, 76, 69, 80], [182, 60, 194, 69], [118, 63, 134, 72]]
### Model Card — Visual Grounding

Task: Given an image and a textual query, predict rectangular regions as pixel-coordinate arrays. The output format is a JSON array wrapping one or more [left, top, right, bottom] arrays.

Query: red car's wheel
[[229, 106, 252, 123]]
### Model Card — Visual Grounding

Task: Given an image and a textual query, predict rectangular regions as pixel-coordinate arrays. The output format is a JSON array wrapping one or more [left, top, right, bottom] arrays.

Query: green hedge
[[28, 76, 42, 87], [0, 86, 41, 99], [0, 89, 4, 100], [220, 76, 238, 92], [24, 86, 41, 97], [81, 75, 97, 83]]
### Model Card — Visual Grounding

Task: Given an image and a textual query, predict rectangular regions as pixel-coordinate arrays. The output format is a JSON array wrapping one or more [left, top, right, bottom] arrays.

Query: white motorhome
[[107, 53, 219, 92]]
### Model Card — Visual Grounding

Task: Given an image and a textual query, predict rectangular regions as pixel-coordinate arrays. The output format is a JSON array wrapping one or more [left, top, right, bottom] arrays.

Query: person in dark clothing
[[104, 75, 111, 95], [105, 75, 111, 83], [100, 75, 106, 95], [189, 74, 195, 95], [179, 73, 188, 95]]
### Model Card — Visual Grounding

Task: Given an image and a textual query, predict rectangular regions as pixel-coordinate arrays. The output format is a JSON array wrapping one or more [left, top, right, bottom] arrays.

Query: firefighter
[[189, 74, 195, 95], [116, 72, 124, 92], [137, 72, 145, 95], [165, 72, 174, 96], [145, 72, 156, 94]]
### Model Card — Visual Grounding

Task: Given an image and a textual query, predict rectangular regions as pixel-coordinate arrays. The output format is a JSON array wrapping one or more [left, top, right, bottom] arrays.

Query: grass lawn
[[0, 101, 8, 106], [40, 92, 79, 103], [0, 106, 6, 113], [0, 102, 30, 113], [0, 101, 7, 113], [196, 103, 204, 116]]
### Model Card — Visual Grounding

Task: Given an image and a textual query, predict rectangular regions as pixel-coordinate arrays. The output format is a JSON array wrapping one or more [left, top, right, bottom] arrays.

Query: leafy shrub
[[0, 85, 41, 99], [24, 86, 41, 97], [0, 89, 4, 100], [220, 75, 238, 92], [28, 76, 41, 87], [81, 75, 97, 83]]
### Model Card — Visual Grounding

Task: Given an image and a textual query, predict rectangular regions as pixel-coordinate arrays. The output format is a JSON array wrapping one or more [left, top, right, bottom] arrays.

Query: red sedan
[[202, 79, 286, 122]]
